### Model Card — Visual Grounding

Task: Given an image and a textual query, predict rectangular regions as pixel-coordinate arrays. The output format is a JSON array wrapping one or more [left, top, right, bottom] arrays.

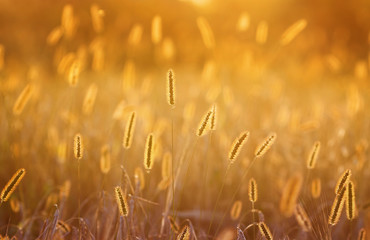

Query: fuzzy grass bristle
[[144, 133, 155, 172], [114, 186, 129, 217], [335, 169, 351, 194], [258, 222, 273, 240], [210, 104, 217, 131], [73, 134, 83, 160], [0, 168, 26, 203], [228, 131, 250, 164], [177, 225, 190, 240], [57, 220, 71, 233], [346, 180, 356, 220], [329, 184, 347, 225], [123, 111, 136, 149], [248, 178, 258, 203], [167, 69, 176, 106], [307, 141, 321, 169], [254, 133, 276, 158], [197, 108, 213, 137]]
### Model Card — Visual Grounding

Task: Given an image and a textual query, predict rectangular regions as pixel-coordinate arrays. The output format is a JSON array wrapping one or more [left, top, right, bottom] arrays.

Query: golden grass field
[[0, 0, 370, 239]]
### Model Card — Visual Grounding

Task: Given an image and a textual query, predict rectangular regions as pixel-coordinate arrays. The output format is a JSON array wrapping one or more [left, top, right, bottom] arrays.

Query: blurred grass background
[[0, 0, 370, 239]]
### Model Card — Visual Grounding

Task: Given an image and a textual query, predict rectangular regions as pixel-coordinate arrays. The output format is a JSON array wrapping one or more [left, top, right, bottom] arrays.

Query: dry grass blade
[[236, 227, 247, 240], [134, 167, 145, 190], [168, 216, 180, 234]]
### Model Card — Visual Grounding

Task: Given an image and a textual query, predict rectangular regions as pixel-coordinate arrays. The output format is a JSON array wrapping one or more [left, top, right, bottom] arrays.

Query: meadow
[[0, 0, 369, 239]]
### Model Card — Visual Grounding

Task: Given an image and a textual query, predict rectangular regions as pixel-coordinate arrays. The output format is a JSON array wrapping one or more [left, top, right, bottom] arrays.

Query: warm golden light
[[0, 0, 369, 239]]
